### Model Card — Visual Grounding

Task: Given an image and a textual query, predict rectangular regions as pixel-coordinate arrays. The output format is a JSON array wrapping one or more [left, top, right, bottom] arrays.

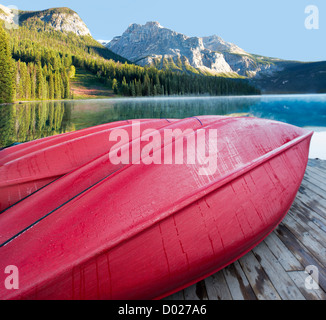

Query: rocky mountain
[[0, 5, 91, 36], [2, 4, 324, 94], [0, 4, 17, 28], [107, 22, 284, 77], [97, 40, 111, 46], [202, 34, 247, 55], [252, 60, 326, 94]]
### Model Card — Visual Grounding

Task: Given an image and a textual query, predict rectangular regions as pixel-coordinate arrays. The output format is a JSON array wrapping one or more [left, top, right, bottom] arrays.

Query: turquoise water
[[1, 94, 326, 149]]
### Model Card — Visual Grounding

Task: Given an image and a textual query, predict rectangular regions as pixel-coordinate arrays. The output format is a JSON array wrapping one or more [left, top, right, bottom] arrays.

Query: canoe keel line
[[0, 116, 313, 300]]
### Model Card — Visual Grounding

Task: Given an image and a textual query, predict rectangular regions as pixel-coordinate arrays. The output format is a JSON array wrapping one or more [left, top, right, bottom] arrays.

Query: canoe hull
[[0, 117, 312, 300], [0, 119, 175, 211]]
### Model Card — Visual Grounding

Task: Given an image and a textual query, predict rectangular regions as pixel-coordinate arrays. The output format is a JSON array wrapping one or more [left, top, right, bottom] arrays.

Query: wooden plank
[[288, 205, 326, 245], [295, 190, 326, 220], [275, 224, 326, 293], [292, 198, 326, 233], [183, 284, 200, 301], [307, 163, 326, 176], [204, 271, 232, 300], [308, 160, 326, 171], [282, 214, 326, 266], [287, 271, 326, 300], [307, 160, 317, 168], [222, 261, 257, 300], [264, 232, 303, 272], [304, 173, 326, 195], [300, 180, 326, 201], [305, 168, 326, 188], [164, 290, 185, 300], [239, 251, 281, 300], [306, 163, 326, 174], [252, 242, 306, 300], [195, 280, 209, 301], [289, 201, 326, 236], [302, 177, 326, 200], [183, 281, 208, 301]]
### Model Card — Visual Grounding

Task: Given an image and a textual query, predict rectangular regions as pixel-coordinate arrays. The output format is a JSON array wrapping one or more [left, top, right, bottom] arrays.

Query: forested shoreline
[[0, 19, 260, 104]]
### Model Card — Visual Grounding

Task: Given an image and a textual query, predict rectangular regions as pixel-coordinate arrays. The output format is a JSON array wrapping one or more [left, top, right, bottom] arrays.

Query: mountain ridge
[[19, 7, 91, 36], [0, 5, 91, 36], [106, 21, 326, 93], [107, 21, 284, 77], [1, 3, 324, 95]]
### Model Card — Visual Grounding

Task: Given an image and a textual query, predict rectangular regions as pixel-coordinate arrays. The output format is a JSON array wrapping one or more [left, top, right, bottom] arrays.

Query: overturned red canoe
[[0, 116, 312, 300], [0, 119, 176, 211]]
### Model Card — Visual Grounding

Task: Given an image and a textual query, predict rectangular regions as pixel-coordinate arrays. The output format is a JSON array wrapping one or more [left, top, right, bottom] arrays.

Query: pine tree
[[121, 77, 129, 96], [54, 71, 62, 99], [0, 25, 16, 103], [36, 62, 44, 99], [68, 65, 76, 79], [130, 81, 136, 97], [48, 74, 55, 100], [63, 72, 70, 99], [112, 78, 118, 94], [30, 66, 36, 100]]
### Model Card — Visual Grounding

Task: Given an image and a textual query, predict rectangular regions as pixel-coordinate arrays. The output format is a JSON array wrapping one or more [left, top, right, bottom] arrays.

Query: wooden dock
[[166, 159, 326, 300]]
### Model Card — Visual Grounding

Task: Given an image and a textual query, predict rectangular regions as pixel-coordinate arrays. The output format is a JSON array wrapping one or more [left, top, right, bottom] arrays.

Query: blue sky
[[2, 0, 325, 61]]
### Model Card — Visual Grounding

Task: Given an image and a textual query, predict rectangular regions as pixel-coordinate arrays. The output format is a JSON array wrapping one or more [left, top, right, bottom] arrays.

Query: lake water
[[1, 94, 326, 158]]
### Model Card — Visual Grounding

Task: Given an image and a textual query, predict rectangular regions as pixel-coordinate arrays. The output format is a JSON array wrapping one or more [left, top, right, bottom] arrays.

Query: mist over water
[[1, 94, 325, 158]]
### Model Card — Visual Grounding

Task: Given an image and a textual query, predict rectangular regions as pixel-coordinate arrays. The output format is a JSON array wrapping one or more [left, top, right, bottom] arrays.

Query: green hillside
[[71, 68, 114, 99]]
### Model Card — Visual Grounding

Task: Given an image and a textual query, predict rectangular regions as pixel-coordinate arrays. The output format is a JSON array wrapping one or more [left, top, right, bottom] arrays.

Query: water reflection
[[0, 102, 75, 148], [1, 94, 325, 148], [67, 96, 257, 128]]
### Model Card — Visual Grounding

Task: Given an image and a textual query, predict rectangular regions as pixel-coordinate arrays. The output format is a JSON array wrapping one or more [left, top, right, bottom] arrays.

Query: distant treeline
[[77, 56, 259, 97], [0, 19, 260, 104]]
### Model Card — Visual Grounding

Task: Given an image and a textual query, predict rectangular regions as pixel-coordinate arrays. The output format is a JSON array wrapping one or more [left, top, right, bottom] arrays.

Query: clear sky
[[2, 0, 325, 62]]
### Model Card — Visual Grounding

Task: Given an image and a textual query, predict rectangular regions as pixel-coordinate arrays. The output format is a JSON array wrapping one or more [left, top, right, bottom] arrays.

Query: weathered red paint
[[0, 116, 312, 300]]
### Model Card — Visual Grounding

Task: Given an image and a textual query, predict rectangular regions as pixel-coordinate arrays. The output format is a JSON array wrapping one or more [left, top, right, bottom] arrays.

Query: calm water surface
[[1, 94, 325, 149]]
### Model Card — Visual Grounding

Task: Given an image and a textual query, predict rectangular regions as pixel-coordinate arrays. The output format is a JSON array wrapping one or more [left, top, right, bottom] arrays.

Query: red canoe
[[0, 116, 312, 300], [0, 119, 177, 211]]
